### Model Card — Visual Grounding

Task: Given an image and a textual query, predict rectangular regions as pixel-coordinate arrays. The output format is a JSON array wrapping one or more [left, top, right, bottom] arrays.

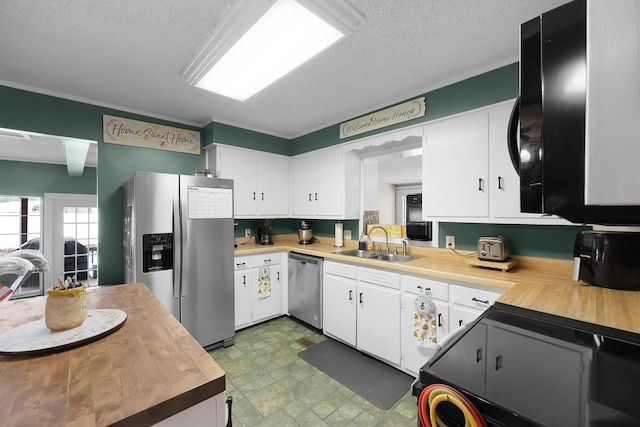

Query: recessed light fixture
[[182, 0, 364, 101]]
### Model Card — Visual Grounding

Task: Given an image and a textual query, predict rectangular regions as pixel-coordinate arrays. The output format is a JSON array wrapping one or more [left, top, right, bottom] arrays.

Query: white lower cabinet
[[323, 262, 357, 346], [323, 262, 401, 366], [323, 261, 506, 374], [234, 252, 284, 330], [401, 275, 450, 375], [356, 279, 401, 366], [450, 284, 503, 328], [233, 257, 251, 329]]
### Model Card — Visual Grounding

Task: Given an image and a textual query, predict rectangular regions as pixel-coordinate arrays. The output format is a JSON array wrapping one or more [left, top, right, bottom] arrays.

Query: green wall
[[290, 63, 519, 155], [0, 160, 96, 196], [203, 122, 290, 155], [439, 223, 590, 258]]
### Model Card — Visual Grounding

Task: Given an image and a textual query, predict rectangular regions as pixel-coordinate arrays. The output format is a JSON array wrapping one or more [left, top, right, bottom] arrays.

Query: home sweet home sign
[[103, 115, 200, 154]]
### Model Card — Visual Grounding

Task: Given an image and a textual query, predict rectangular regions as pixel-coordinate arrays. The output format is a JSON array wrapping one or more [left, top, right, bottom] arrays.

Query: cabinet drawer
[[324, 261, 358, 280], [358, 267, 400, 290], [250, 252, 281, 267], [234, 257, 249, 270], [452, 285, 501, 310], [402, 275, 448, 301]]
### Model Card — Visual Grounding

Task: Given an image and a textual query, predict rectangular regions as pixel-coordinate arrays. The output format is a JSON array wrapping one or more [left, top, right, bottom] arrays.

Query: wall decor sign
[[103, 115, 200, 154], [339, 96, 426, 139]]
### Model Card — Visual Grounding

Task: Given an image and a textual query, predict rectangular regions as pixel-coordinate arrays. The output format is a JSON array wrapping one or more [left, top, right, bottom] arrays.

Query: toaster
[[477, 236, 509, 261]]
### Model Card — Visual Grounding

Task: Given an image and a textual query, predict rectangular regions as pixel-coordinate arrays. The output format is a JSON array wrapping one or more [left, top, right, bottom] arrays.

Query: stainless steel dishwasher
[[288, 252, 323, 329]]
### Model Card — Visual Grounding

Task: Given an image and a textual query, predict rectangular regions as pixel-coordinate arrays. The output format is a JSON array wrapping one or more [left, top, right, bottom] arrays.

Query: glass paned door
[[44, 194, 98, 288]]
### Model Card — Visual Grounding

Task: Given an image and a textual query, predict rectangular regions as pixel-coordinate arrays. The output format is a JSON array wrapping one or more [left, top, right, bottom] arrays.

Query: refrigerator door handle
[[173, 197, 182, 299]]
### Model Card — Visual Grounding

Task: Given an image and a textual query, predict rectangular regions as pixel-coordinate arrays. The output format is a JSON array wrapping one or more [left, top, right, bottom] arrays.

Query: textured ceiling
[[0, 0, 571, 141]]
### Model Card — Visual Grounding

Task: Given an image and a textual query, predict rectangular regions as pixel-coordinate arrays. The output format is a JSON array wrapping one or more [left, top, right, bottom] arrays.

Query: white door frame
[[43, 193, 97, 287]]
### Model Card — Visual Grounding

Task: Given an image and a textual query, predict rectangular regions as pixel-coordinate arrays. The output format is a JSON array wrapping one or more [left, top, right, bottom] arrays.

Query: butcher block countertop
[[236, 235, 640, 337], [0, 282, 225, 427]]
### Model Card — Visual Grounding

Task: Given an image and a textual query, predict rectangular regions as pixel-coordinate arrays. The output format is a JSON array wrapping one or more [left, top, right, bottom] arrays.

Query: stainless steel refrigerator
[[123, 171, 234, 349]]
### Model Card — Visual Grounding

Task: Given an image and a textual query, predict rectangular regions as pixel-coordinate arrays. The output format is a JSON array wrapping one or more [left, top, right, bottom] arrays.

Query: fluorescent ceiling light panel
[[182, 0, 364, 101]]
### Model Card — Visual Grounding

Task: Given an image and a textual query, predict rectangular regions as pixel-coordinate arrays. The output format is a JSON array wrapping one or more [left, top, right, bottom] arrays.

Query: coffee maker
[[255, 219, 274, 245]]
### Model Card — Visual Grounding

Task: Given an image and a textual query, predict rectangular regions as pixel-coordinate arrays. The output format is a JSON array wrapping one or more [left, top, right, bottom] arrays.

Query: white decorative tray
[[0, 309, 127, 355]]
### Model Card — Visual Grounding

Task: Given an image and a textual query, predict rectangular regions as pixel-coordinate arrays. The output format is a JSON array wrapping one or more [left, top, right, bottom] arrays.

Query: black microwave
[[508, 0, 640, 225], [406, 221, 432, 241]]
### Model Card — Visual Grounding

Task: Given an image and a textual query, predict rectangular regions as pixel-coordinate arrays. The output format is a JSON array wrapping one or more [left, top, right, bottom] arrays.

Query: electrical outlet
[[245, 228, 251, 238], [446, 235, 455, 249], [344, 230, 352, 240]]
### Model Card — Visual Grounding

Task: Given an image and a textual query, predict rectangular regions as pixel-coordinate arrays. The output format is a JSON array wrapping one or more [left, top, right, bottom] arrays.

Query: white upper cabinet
[[290, 146, 360, 219], [424, 101, 569, 224], [585, 0, 640, 206], [215, 145, 290, 218], [424, 109, 490, 218]]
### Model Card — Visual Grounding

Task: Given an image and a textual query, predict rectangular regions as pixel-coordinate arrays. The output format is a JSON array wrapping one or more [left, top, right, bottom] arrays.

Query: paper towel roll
[[335, 223, 344, 247]]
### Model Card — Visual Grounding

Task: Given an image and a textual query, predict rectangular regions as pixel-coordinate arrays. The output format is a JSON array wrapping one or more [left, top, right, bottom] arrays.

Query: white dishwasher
[[288, 252, 323, 329]]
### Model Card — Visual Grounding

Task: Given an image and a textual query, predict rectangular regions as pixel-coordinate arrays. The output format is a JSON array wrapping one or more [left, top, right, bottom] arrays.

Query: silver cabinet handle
[[261, 192, 264, 201], [478, 178, 484, 191], [252, 192, 256, 200], [359, 292, 363, 304], [308, 193, 312, 202], [349, 290, 353, 301], [498, 176, 504, 190]]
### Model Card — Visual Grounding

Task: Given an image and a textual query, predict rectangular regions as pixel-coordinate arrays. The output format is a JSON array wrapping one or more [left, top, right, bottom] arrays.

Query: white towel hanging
[[414, 294, 437, 347], [257, 264, 272, 299]]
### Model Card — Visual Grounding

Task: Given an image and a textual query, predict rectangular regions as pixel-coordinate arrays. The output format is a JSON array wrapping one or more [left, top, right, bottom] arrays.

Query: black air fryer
[[572, 231, 640, 290]]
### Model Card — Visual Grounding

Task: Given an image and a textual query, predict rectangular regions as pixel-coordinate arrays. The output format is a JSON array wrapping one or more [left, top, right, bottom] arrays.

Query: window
[[0, 196, 42, 297]]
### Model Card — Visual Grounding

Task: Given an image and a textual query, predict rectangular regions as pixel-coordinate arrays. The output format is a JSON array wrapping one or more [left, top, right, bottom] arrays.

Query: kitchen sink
[[334, 249, 378, 258], [374, 253, 417, 262], [334, 249, 422, 263]]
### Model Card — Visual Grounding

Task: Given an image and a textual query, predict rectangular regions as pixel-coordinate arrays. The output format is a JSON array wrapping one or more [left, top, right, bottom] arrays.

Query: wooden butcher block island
[[0, 282, 225, 427]]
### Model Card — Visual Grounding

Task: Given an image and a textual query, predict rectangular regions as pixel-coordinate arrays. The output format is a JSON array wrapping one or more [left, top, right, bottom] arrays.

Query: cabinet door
[[429, 322, 487, 396], [290, 154, 316, 217], [323, 273, 357, 346], [489, 102, 526, 219], [486, 323, 587, 427], [357, 282, 401, 365], [216, 146, 259, 216], [401, 293, 449, 375], [257, 153, 290, 216], [424, 111, 489, 218], [313, 148, 343, 217], [451, 305, 483, 329], [251, 263, 282, 322], [234, 269, 250, 329]]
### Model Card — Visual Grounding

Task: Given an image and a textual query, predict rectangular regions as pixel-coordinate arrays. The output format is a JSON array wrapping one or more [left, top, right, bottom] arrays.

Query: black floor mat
[[298, 338, 414, 410]]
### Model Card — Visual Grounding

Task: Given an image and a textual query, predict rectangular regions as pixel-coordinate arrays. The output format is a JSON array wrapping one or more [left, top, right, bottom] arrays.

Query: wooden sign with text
[[339, 97, 426, 139], [103, 115, 200, 154]]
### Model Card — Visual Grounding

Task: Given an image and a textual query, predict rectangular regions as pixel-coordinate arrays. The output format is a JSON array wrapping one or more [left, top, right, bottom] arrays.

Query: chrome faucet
[[368, 226, 390, 252], [402, 239, 408, 255]]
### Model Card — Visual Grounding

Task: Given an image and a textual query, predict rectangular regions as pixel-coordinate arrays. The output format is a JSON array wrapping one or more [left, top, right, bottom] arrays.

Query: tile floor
[[209, 316, 419, 427]]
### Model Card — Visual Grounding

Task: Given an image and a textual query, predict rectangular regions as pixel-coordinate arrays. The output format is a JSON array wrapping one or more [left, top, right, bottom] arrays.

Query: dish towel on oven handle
[[414, 294, 437, 347], [257, 264, 272, 299]]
